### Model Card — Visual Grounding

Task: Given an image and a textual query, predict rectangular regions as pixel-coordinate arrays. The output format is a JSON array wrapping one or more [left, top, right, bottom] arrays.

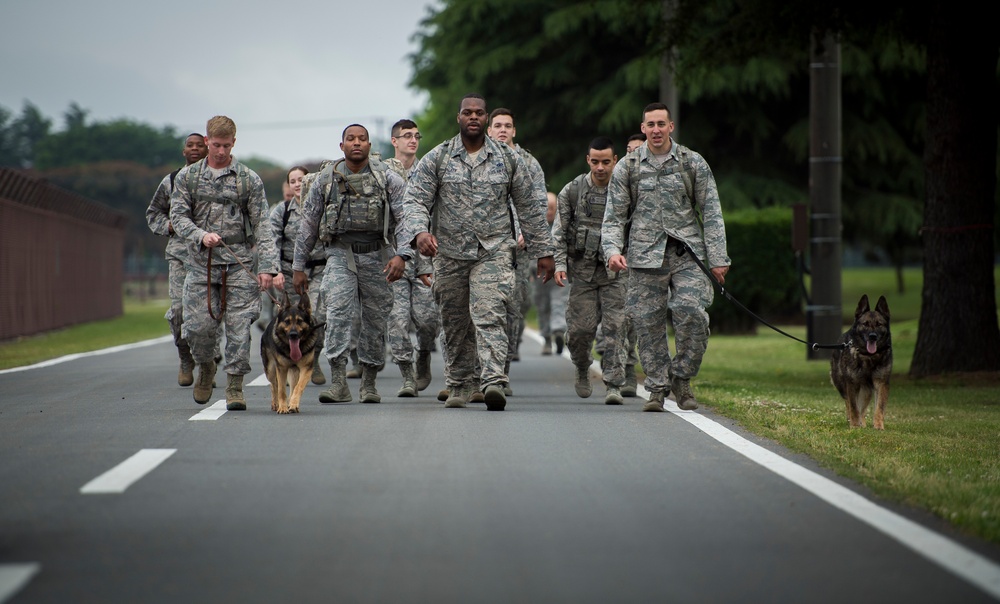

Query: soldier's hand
[[258, 273, 274, 290], [293, 270, 309, 296], [711, 266, 729, 285], [415, 232, 438, 257], [608, 254, 628, 273], [202, 232, 222, 248], [272, 273, 285, 291], [537, 256, 555, 283], [418, 273, 433, 287], [384, 256, 406, 283], [554, 271, 568, 287]]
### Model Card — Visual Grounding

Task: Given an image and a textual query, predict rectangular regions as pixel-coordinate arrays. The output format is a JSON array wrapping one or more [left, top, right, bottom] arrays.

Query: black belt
[[282, 253, 326, 268], [350, 241, 383, 254]]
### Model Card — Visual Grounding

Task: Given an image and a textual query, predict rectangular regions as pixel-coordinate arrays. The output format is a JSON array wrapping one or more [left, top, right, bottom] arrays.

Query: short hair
[[286, 165, 309, 182], [391, 119, 418, 137], [589, 137, 615, 153], [459, 93, 486, 111], [642, 103, 671, 120], [185, 132, 204, 140], [206, 116, 236, 139], [489, 108, 513, 125], [342, 123, 369, 140], [627, 133, 646, 143]]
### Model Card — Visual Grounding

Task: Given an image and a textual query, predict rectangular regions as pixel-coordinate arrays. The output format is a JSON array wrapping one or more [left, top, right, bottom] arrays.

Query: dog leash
[[205, 240, 280, 321], [680, 242, 846, 351]]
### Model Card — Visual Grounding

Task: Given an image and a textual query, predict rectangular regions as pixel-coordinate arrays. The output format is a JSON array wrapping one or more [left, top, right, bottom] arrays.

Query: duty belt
[[350, 241, 383, 254], [282, 252, 326, 268]]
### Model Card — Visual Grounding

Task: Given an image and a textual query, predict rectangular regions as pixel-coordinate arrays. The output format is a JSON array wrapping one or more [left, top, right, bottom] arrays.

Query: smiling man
[[400, 93, 555, 411], [602, 103, 731, 412]]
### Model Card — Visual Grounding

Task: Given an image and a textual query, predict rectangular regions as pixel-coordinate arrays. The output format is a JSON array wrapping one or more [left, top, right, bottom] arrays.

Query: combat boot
[[359, 364, 381, 403], [553, 330, 566, 355], [320, 359, 352, 403], [622, 364, 638, 397], [643, 390, 666, 412], [541, 336, 552, 356], [437, 388, 450, 402], [346, 349, 361, 379], [177, 342, 194, 387], [192, 361, 217, 404], [444, 383, 470, 408], [503, 360, 514, 396], [484, 384, 507, 411], [311, 352, 326, 385], [397, 362, 417, 397], [574, 364, 593, 398], [469, 379, 485, 403], [604, 384, 624, 406], [672, 377, 699, 410], [415, 350, 432, 391], [225, 374, 246, 411]]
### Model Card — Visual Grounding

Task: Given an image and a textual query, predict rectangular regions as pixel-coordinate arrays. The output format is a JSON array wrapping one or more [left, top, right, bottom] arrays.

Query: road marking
[[0, 563, 39, 603], [0, 336, 172, 374], [524, 327, 1000, 598], [80, 449, 176, 494], [247, 373, 269, 387], [190, 400, 228, 421]]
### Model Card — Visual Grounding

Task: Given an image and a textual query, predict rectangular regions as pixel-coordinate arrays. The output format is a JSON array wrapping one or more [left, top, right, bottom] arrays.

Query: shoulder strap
[[169, 167, 182, 191], [281, 199, 293, 230]]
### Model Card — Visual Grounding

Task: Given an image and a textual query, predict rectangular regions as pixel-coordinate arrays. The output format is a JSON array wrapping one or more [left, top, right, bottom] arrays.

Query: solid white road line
[[80, 449, 176, 495], [247, 373, 269, 387], [189, 400, 228, 421], [0, 563, 39, 604], [522, 327, 1000, 599], [0, 336, 172, 375]]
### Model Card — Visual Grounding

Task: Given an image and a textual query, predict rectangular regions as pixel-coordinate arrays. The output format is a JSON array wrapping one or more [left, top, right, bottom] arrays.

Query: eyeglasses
[[394, 133, 422, 140]]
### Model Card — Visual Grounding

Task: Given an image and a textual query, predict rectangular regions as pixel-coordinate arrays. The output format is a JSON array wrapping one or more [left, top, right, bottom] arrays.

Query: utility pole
[[660, 0, 679, 134], [807, 33, 842, 360]]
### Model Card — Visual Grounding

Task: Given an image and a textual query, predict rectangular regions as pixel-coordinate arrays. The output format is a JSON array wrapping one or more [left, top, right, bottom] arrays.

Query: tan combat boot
[[193, 361, 217, 404], [311, 352, 326, 385], [574, 365, 593, 398], [541, 336, 552, 355], [226, 374, 246, 411], [604, 384, 624, 405], [415, 350, 432, 391], [622, 364, 637, 397], [444, 383, 470, 408], [359, 364, 381, 403], [320, 359, 353, 403], [672, 377, 699, 410], [177, 342, 195, 387], [397, 362, 417, 397], [643, 390, 666, 412]]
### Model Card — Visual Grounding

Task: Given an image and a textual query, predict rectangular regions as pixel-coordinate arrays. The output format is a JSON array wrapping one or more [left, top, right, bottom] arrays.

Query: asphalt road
[[2, 328, 999, 603]]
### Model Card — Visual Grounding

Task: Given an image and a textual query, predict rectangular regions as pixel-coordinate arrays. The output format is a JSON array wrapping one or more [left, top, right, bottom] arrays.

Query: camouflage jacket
[[553, 173, 617, 282], [293, 160, 413, 272], [384, 156, 433, 276], [146, 170, 187, 261], [269, 198, 326, 277], [602, 139, 730, 270], [168, 158, 280, 274], [400, 134, 554, 261]]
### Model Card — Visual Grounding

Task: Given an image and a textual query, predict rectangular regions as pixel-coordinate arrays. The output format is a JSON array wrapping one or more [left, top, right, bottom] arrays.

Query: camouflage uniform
[[553, 173, 627, 387], [146, 171, 192, 363], [601, 139, 729, 395], [384, 158, 440, 367], [169, 158, 280, 376], [506, 144, 546, 366], [270, 197, 326, 313], [400, 134, 554, 393], [294, 159, 411, 372]]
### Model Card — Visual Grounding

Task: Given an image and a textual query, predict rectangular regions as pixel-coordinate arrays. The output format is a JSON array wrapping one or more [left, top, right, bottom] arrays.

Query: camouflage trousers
[[505, 258, 532, 361], [627, 248, 713, 393], [596, 319, 639, 365], [181, 261, 261, 375], [534, 273, 569, 337], [321, 246, 391, 368], [433, 245, 515, 389], [165, 254, 187, 347], [388, 260, 440, 363], [566, 265, 627, 386]]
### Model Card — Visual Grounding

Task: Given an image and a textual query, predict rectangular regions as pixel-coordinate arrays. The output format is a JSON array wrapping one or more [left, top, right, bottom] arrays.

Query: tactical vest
[[566, 175, 609, 261], [185, 158, 254, 245], [318, 158, 390, 242]]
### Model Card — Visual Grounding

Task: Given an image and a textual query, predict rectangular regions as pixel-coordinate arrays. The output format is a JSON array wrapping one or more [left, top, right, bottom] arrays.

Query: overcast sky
[[0, 0, 438, 167]]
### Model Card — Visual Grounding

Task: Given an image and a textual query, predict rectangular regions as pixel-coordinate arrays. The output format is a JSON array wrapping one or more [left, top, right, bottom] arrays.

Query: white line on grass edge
[[0, 335, 172, 374]]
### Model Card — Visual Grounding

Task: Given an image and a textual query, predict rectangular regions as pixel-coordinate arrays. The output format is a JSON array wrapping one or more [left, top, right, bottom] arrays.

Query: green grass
[[3, 270, 1000, 546], [0, 299, 171, 369]]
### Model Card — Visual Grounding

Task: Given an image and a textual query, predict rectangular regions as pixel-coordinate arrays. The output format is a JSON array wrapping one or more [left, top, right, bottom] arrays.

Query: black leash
[[681, 242, 845, 351]]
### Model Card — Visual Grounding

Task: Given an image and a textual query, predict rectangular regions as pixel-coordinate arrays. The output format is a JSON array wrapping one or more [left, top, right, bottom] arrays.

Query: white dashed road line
[[80, 449, 176, 495], [0, 563, 39, 604], [189, 400, 228, 421]]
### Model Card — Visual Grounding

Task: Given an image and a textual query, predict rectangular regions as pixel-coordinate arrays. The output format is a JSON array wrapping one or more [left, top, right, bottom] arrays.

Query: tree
[[0, 101, 52, 168]]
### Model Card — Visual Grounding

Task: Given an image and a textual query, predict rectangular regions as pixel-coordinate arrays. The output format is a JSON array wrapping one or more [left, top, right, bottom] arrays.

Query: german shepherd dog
[[830, 294, 892, 429], [261, 292, 325, 414]]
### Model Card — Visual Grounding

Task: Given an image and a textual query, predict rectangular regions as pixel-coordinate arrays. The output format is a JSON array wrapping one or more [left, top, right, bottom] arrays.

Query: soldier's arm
[[293, 170, 326, 272], [692, 155, 730, 269], [268, 201, 285, 251], [552, 182, 574, 274], [601, 163, 630, 263], [400, 148, 436, 249], [248, 174, 279, 276], [145, 175, 173, 236], [386, 170, 415, 260], [510, 154, 554, 258], [168, 166, 208, 246]]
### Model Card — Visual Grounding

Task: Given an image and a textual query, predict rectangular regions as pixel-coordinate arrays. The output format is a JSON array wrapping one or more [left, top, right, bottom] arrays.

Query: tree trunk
[[910, 4, 1000, 376]]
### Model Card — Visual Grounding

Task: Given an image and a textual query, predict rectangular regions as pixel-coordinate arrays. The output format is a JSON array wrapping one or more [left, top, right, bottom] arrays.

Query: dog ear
[[298, 293, 311, 313], [875, 295, 890, 319], [279, 290, 291, 313], [855, 294, 870, 319]]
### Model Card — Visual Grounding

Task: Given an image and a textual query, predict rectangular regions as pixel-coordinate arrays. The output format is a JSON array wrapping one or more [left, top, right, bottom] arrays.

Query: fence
[[0, 168, 128, 341]]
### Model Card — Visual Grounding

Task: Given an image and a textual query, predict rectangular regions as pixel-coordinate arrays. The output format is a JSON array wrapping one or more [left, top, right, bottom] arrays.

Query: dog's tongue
[[867, 340, 877, 355], [290, 338, 302, 362]]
